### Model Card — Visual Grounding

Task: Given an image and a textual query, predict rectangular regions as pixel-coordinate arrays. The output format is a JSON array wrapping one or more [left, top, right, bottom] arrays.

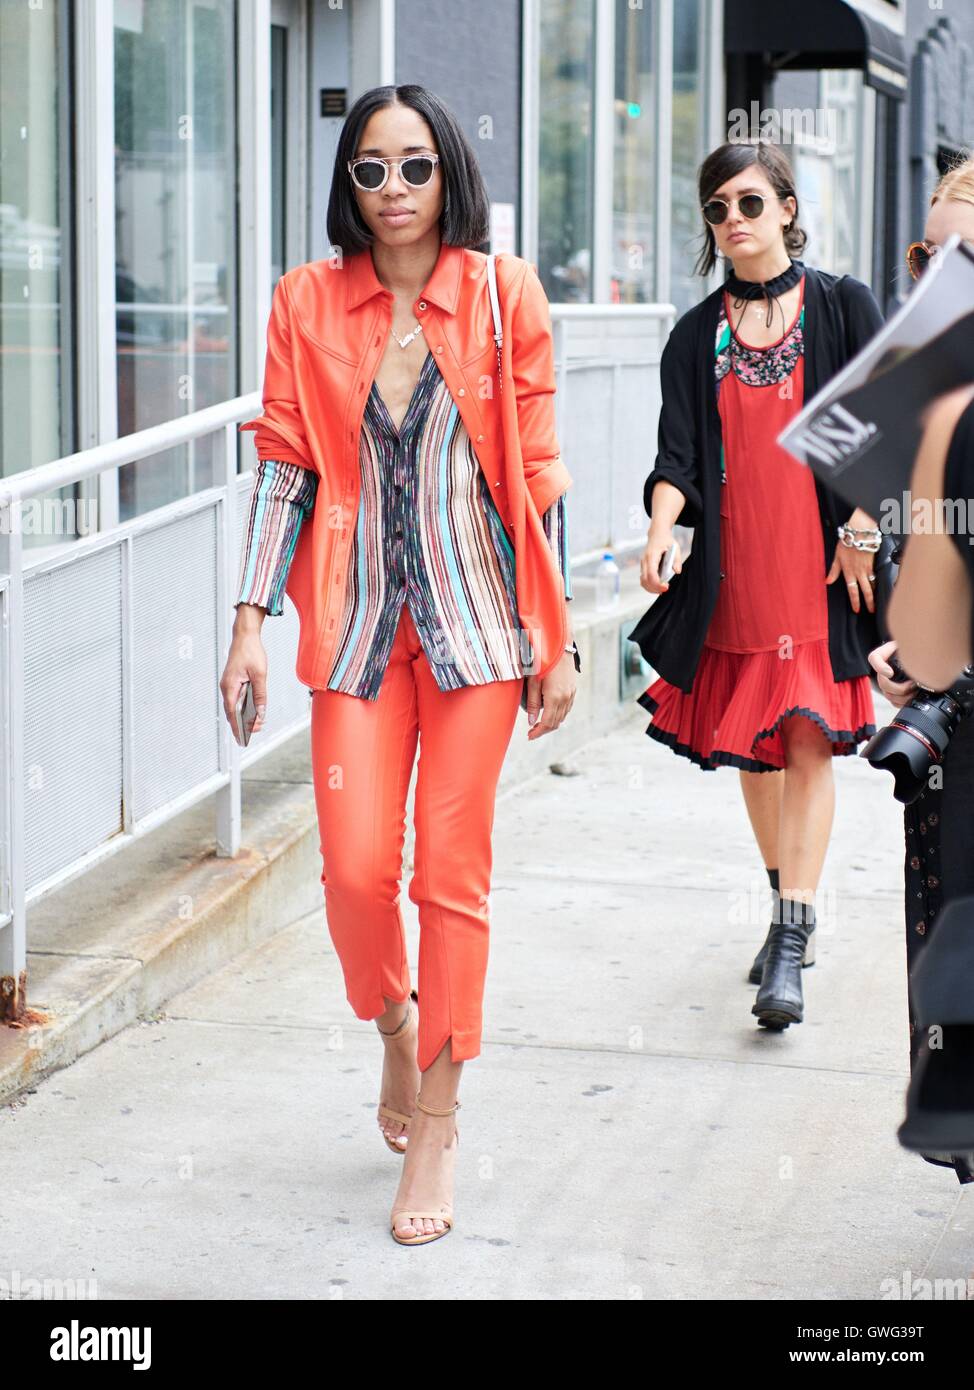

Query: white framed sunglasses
[[347, 153, 440, 192]]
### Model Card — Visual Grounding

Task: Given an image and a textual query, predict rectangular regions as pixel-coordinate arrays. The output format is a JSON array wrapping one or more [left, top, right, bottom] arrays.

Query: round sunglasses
[[347, 153, 440, 192], [701, 192, 772, 225], [905, 240, 939, 280]]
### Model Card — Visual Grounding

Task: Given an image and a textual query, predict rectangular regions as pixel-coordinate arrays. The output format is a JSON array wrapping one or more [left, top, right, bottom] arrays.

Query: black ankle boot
[[752, 899, 815, 1029], [747, 868, 780, 985], [750, 878, 816, 978]]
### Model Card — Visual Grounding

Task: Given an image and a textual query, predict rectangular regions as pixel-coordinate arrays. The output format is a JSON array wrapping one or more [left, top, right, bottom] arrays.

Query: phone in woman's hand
[[659, 540, 680, 584], [233, 680, 258, 746]]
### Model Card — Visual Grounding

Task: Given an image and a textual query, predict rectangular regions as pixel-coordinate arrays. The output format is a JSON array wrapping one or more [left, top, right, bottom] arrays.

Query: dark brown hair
[[693, 139, 808, 277]]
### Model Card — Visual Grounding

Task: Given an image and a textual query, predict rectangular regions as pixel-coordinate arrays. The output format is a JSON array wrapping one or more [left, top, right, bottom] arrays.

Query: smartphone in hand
[[233, 680, 258, 746], [659, 541, 680, 585]]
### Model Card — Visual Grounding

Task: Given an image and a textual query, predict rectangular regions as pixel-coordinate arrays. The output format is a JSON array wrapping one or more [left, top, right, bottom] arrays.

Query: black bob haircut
[[326, 85, 491, 255]]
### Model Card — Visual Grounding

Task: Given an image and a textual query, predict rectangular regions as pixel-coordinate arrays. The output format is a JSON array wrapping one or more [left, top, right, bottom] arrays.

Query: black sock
[[766, 867, 780, 894], [776, 896, 815, 928]]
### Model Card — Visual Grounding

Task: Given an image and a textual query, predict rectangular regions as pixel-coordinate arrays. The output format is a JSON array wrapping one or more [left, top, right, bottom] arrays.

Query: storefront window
[[537, 0, 596, 303], [612, 0, 655, 303], [769, 68, 873, 284], [114, 0, 237, 519], [670, 0, 705, 315], [0, 0, 73, 522], [820, 69, 868, 278]]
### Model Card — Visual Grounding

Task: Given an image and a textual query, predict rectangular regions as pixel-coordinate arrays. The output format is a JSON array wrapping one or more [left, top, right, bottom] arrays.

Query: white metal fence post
[[0, 500, 27, 1018], [216, 421, 242, 859]]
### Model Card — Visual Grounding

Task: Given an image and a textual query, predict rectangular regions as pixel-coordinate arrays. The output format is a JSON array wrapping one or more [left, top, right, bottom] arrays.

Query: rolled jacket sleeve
[[235, 459, 318, 616], [511, 263, 573, 517], [642, 319, 703, 528], [239, 275, 317, 470], [541, 491, 573, 600]]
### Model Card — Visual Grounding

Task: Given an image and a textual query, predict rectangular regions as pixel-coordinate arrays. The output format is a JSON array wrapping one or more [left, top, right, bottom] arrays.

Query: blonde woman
[[869, 152, 974, 1185]]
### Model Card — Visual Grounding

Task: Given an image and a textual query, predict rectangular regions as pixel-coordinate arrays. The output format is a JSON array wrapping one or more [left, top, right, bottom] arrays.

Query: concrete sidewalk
[[2, 689, 971, 1300]]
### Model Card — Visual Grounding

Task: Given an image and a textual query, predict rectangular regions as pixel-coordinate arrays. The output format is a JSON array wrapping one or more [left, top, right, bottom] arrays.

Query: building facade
[[1, 0, 972, 542]]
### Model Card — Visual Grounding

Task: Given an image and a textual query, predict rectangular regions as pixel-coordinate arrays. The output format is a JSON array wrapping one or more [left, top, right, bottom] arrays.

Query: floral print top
[[715, 286, 805, 388]]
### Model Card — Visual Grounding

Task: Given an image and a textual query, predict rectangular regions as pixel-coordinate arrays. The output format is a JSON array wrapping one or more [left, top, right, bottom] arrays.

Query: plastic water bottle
[[595, 551, 621, 611]]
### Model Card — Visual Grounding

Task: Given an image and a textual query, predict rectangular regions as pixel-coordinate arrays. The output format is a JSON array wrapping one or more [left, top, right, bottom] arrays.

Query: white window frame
[[522, 0, 725, 305]]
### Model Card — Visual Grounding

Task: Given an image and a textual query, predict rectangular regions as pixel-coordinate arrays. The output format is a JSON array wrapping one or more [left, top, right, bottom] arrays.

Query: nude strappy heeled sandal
[[389, 1095, 461, 1245], [376, 989, 419, 1155]]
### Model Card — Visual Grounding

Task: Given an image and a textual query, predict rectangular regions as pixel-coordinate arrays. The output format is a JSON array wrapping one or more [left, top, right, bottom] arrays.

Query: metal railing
[[550, 302, 676, 562], [0, 392, 311, 1008], [0, 300, 675, 1012]]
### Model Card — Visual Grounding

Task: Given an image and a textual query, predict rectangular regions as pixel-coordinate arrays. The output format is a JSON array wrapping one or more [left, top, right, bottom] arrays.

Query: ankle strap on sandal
[[376, 999, 413, 1037], [415, 1095, 461, 1116]]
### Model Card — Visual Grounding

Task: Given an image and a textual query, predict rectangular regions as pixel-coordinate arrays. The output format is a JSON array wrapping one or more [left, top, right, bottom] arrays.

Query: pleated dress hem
[[637, 686, 877, 773], [637, 636, 877, 773]]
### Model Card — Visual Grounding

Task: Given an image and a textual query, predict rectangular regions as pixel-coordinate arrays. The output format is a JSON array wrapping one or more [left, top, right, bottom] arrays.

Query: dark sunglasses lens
[[401, 157, 434, 186], [353, 161, 385, 190], [739, 194, 765, 219], [703, 201, 727, 225], [908, 246, 931, 278]]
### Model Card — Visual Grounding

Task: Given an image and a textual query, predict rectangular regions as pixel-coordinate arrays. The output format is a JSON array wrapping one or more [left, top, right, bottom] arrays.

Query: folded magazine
[[777, 233, 974, 526]]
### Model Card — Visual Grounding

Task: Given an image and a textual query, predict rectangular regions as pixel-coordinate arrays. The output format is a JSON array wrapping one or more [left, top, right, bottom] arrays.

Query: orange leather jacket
[[238, 240, 574, 689]]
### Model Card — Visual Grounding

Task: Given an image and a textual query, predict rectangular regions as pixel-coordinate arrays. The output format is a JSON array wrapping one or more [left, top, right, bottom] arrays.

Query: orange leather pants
[[310, 602, 523, 1072]]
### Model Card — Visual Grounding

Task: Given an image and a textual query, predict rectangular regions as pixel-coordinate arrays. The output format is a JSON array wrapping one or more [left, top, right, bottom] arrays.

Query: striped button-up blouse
[[235, 347, 572, 700]]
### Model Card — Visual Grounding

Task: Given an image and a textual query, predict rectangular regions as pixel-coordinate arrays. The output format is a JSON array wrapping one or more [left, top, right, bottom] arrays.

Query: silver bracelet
[[837, 523, 882, 553]]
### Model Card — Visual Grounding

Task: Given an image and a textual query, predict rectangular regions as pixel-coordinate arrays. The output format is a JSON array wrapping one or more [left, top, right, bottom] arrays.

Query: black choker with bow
[[725, 258, 805, 334]]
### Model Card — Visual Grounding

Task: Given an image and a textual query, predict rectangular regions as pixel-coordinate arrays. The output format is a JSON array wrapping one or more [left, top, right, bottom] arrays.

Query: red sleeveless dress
[[639, 276, 875, 771]]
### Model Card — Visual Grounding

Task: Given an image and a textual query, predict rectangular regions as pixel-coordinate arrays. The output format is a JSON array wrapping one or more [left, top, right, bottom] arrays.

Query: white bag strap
[[486, 252, 503, 393]]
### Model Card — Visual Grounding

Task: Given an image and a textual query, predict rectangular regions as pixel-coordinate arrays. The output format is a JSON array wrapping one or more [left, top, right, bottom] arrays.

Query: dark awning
[[725, 0, 908, 100]]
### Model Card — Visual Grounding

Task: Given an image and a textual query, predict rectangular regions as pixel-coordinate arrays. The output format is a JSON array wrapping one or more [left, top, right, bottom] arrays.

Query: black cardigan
[[628, 264, 887, 694]]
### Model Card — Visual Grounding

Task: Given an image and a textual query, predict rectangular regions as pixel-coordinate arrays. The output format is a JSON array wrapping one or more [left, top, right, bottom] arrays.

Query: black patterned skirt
[[903, 713, 974, 1184]]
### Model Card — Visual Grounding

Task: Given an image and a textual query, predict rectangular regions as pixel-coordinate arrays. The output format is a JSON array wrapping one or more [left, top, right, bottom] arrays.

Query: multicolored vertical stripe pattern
[[235, 349, 572, 700], [234, 458, 318, 616]]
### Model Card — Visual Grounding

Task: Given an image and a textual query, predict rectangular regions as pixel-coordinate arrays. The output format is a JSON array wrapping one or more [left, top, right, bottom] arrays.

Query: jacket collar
[[345, 239, 465, 314]]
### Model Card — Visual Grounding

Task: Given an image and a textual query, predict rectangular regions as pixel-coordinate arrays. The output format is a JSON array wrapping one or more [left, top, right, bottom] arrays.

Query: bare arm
[[888, 385, 974, 689]]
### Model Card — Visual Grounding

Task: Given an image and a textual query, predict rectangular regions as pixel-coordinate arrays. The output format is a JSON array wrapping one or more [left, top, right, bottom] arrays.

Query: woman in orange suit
[[219, 85, 579, 1246]]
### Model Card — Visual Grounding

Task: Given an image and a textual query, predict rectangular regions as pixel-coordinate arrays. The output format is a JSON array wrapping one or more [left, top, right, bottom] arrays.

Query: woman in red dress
[[633, 141, 885, 1030]]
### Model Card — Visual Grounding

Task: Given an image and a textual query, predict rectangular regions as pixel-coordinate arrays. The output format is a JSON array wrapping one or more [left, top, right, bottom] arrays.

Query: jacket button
[[457, 387, 465, 396], [494, 481, 501, 487], [719, 570, 726, 579], [418, 300, 427, 311], [435, 345, 443, 354], [476, 434, 484, 442]]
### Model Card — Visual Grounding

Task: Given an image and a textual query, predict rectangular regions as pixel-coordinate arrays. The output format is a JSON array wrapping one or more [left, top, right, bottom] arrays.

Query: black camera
[[861, 661, 974, 803], [860, 538, 974, 802]]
